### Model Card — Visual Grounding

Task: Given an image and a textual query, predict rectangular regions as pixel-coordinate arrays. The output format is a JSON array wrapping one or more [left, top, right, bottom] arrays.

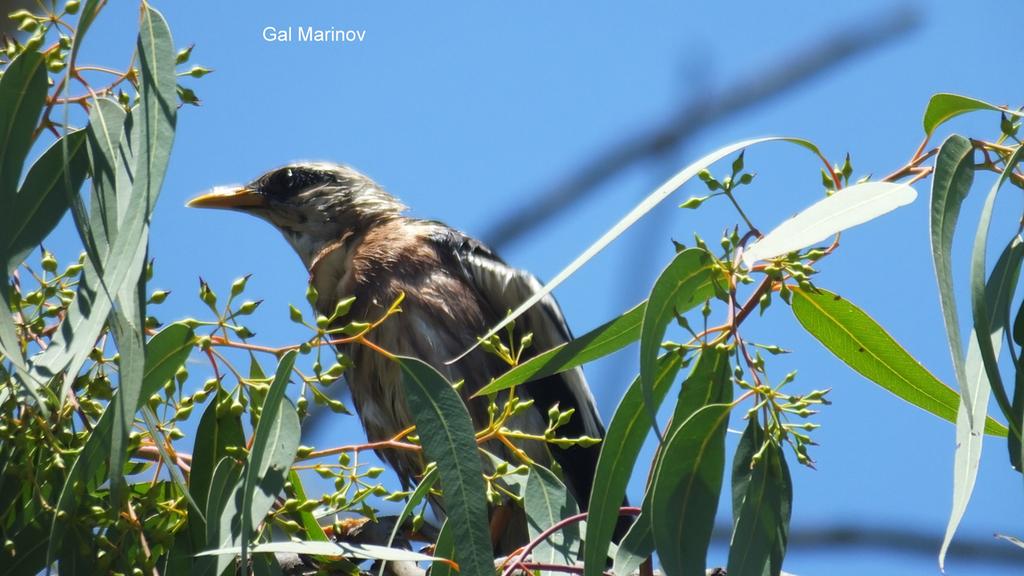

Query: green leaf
[[650, 403, 733, 576], [940, 236, 1024, 570], [612, 511, 653, 576], [240, 350, 300, 569], [583, 353, 682, 576], [929, 135, 976, 418], [397, 356, 493, 576], [0, 52, 61, 412], [742, 182, 917, 266], [85, 98, 128, 252], [0, 50, 47, 201], [478, 303, 644, 397], [0, 133, 89, 413], [110, 320, 193, 505], [34, 4, 177, 400], [205, 456, 244, 576], [479, 262, 724, 399], [431, 520, 456, 576], [3, 130, 90, 272], [198, 540, 440, 563], [969, 146, 1024, 441], [134, 3, 177, 203], [790, 287, 1007, 436], [524, 463, 581, 566], [288, 470, 330, 542], [378, 465, 438, 576], [673, 345, 734, 423], [45, 322, 196, 566], [923, 93, 1024, 137], [727, 421, 792, 576], [457, 136, 823, 361], [639, 248, 718, 437], [190, 390, 246, 573]]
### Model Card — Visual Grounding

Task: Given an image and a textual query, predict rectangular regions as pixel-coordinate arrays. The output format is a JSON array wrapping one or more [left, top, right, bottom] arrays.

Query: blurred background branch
[[484, 7, 921, 250]]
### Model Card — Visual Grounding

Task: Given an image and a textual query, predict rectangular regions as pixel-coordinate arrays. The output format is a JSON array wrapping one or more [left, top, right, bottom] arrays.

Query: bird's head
[[187, 162, 405, 267]]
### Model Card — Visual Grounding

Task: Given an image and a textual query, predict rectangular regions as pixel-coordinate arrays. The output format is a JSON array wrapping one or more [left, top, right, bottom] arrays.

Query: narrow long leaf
[[85, 98, 128, 252], [46, 322, 195, 566], [477, 303, 645, 397], [431, 520, 456, 576], [940, 236, 1024, 570], [791, 287, 1007, 436], [190, 395, 246, 575], [727, 421, 791, 576], [929, 135, 976, 417], [525, 463, 581, 566], [650, 403, 733, 576], [198, 540, 440, 563], [0, 131, 89, 412], [288, 469, 330, 543], [969, 146, 1024, 438], [240, 350, 300, 569], [378, 465, 438, 576], [398, 356, 493, 576], [0, 50, 47, 201], [4, 130, 90, 271], [639, 248, 717, 438], [455, 136, 822, 362], [479, 263, 723, 399], [33, 3, 177, 397], [206, 457, 244, 576], [923, 94, 1024, 137], [612, 511, 653, 576], [742, 182, 917, 266], [583, 353, 682, 576]]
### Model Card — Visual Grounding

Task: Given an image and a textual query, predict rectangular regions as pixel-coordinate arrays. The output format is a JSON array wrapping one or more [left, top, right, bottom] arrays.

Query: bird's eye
[[259, 166, 333, 199], [262, 168, 297, 198]]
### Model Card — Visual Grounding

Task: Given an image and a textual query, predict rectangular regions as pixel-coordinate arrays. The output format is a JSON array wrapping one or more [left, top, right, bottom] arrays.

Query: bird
[[187, 162, 616, 553]]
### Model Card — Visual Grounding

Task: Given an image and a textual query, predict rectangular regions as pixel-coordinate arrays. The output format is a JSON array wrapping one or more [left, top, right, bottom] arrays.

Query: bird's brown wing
[[430, 226, 606, 507]]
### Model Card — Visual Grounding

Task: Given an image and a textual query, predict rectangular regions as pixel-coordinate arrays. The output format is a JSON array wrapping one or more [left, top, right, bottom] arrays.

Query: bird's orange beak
[[186, 186, 265, 209]]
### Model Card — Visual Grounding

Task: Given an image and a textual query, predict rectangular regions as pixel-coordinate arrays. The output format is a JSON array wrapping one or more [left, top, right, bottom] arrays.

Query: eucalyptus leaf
[[791, 287, 1007, 436], [46, 322, 196, 567], [0, 50, 47, 201], [968, 146, 1024, 440], [458, 136, 823, 361], [33, 4, 177, 399], [583, 353, 682, 576], [398, 356, 493, 576], [431, 520, 456, 576], [929, 135, 976, 418], [650, 403, 733, 576], [197, 540, 440, 563], [239, 350, 300, 569], [378, 465, 438, 576], [476, 302, 645, 397], [940, 237, 1023, 570], [742, 182, 917, 266], [727, 420, 791, 576], [4, 130, 90, 272], [86, 98, 128, 252], [639, 248, 717, 438], [524, 463, 581, 566], [923, 93, 1024, 137], [206, 457, 245, 576], [612, 511, 653, 576], [479, 261, 723, 399]]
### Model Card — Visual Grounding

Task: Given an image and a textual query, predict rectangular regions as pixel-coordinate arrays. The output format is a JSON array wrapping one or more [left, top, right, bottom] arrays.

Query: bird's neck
[[306, 231, 360, 316]]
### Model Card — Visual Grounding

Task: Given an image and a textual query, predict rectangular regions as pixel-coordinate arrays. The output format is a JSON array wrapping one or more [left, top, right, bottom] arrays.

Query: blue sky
[[42, 1, 1024, 574]]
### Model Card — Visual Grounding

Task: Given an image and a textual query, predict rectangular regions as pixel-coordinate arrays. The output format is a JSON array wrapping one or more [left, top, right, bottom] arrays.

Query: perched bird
[[188, 163, 615, 551]]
